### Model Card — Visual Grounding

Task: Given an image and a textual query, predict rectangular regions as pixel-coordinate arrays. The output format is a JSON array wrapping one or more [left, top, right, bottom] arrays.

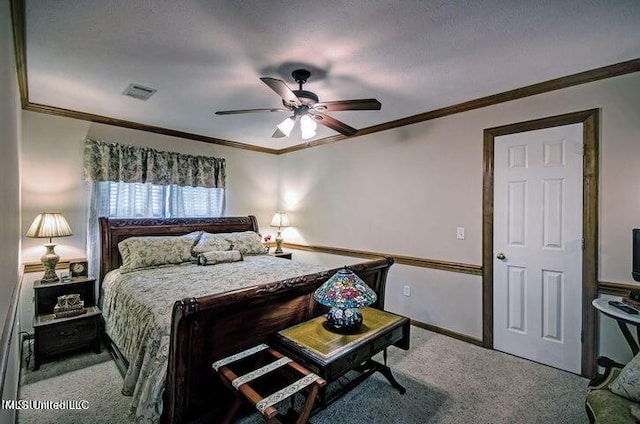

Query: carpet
[[18, 327, 590, 424], [20, 339, 112, 386], [18, 349, 129, 424]]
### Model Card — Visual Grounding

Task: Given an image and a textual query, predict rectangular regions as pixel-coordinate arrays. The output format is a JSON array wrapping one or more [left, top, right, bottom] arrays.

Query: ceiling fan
[[215, 69, 381, 139]]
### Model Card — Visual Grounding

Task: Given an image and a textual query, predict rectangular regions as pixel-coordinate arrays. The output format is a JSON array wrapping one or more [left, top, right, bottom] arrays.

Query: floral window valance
[[83, 139, 226, 188]]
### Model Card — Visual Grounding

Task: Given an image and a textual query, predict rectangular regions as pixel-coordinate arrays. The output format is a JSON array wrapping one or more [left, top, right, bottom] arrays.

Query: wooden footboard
[[163, 257, 393, 424], [98, 216, 393, 423]]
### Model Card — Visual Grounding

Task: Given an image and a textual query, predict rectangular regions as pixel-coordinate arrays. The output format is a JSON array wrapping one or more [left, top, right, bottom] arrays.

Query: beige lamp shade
[[26, 213, 73, 283], [270, 212, 290, 228], [26, 213, 73, 242]]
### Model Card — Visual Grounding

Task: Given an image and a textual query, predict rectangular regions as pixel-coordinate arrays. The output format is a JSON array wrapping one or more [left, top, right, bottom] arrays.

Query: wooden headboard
[[98, 215, 259, 281]]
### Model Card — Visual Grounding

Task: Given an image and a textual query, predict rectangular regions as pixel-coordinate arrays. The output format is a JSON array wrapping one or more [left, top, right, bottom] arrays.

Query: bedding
[[101, 254, 328, 423], [196, 250, 242, 265], [222, 231, 267, 255], [191, 231, 232, 254], [118, 232, 201, 272]]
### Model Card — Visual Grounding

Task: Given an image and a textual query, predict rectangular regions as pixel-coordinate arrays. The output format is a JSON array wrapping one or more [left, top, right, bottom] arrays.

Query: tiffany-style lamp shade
[[313, 268, 377, 333]]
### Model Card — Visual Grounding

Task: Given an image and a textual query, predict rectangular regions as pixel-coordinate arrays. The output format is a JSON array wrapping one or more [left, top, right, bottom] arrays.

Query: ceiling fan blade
[[310, 112, 357, 136], [215, 108, 288, 115], [313, 98, 381, 111], [260, 77, 302, 107]]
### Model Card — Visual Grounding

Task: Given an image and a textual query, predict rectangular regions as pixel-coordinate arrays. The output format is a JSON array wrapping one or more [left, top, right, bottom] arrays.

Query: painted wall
[[0, 0, 21, 324], [17, 70, 640, 367], [0, 0, 22, 422], [20, 111, 280, 264], [278, 72, 640, 362]]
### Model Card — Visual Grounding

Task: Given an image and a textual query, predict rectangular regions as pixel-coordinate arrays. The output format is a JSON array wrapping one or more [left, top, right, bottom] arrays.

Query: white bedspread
[[100, 254, 328, 423]]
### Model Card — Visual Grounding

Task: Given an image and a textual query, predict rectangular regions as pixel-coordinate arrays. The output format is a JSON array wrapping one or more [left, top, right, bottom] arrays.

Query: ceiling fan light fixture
[[300, 115, 317, 139], [216, 69, 380, 139], [277, 117, 295, 137]]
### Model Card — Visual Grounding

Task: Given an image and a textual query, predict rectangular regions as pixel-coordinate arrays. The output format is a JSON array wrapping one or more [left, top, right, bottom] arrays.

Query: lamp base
[[40, 243, 60, 283], [324, 307, 364, 334], [274, 230, 284, 254]]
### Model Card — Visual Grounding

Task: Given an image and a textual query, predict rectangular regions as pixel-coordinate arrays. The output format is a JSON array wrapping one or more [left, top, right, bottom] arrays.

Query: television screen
[[634, 229, 640, 282]]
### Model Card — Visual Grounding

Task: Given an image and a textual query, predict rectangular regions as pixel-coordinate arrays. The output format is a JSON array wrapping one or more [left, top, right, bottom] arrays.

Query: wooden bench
[[213, 344, 326, 424]]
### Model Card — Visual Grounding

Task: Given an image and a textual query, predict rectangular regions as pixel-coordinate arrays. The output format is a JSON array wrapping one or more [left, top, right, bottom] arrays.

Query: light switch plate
[[456, 227, 465, 240]]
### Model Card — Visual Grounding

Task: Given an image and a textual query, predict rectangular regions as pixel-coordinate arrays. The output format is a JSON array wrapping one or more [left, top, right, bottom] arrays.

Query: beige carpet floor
[[18, 326, 589, 423]]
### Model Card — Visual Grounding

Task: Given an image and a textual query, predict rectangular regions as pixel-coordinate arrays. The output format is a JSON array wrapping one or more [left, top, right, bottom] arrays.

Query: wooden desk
[[593, 297, 640, 355], [272, 307, 410, 408]]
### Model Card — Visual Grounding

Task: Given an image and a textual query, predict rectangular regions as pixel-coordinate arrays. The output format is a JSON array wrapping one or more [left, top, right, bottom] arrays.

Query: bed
[[98, 215, 394, 424]]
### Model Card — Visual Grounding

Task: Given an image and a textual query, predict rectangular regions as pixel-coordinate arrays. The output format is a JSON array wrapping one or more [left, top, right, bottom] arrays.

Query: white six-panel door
[[493, 124, 583, 373]]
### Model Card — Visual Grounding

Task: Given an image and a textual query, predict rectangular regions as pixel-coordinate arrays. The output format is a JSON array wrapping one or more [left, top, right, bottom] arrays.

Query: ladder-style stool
[[213, 344, 326, 424]]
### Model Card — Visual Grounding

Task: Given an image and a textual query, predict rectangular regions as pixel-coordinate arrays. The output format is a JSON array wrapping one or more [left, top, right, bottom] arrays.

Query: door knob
[[496, 252, 506, 260]]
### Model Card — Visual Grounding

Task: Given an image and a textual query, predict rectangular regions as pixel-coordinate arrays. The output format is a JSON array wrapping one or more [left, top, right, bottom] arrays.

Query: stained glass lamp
[[314, 268, 377, 333], [26, 213, 73, 283]]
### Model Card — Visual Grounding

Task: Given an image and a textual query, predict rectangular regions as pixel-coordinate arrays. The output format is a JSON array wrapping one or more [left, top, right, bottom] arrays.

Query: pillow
[[610, 353, 640, 402], [197, 250, 243, 266], [223, 231, 267, 255], [192, 232, 232, 255], [118, 231, 201, 272]]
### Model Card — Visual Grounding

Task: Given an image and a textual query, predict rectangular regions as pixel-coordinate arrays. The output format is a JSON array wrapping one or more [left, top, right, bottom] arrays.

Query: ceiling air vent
[[122, 83, 157, 101]]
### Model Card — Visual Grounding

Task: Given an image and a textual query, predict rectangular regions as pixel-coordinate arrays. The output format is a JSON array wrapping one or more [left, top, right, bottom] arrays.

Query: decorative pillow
[[610, 353, 640, 402], [118, 231, 202, 272], [193, 232, 232, 255], [197, 250, 243, 266], [223, 231, 267, 255]]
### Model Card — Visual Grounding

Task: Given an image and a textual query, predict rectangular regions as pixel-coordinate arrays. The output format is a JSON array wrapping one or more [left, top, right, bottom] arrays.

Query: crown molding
[[279, 58, 640, 154], [22, 102, 280, 155], [11, 0, 640, 156], [10, 0, 27, 107]]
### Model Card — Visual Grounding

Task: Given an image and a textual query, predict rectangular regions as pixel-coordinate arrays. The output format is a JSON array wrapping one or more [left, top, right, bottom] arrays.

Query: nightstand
[[270, 251, 292, 260], [32, 277, 101, 370]]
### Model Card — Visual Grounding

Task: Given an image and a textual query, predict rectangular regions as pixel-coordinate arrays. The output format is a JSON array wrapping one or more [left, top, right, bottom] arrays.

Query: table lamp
[[26, 213, 73, 283], [270, 212, 290, 254], [314, 268, 377, 333]]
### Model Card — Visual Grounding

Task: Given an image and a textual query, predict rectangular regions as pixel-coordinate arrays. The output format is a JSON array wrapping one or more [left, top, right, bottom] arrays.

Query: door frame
[[482, 109, 599, 378]]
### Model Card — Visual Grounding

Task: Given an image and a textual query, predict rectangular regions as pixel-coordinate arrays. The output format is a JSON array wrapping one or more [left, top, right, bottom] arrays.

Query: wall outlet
[[403, 285, 411, 296], [456, 226, 465, 240]]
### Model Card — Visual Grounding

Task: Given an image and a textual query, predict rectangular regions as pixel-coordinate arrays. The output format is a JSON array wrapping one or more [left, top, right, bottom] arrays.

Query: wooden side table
[[272, 307, 410, 408], [33, 277, 101, 370]]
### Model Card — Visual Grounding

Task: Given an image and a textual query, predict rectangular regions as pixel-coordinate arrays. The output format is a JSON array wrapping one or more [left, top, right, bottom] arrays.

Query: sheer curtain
[[167, 185, 225, 217], [83, 139, 226, 280]]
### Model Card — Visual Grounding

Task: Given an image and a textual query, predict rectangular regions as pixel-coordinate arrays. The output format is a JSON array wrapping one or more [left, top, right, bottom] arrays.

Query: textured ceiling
[[24, 0, 640, 150]]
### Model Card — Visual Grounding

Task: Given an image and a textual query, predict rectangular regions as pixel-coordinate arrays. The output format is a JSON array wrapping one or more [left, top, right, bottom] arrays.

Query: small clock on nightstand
[[69, 261, 88, 278]]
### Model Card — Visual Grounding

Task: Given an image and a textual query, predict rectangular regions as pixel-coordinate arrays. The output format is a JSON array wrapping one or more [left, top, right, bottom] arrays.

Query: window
[[83, 139, 226, 278], [103, 181, 224, 218], [87, 181, 224, 276]]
